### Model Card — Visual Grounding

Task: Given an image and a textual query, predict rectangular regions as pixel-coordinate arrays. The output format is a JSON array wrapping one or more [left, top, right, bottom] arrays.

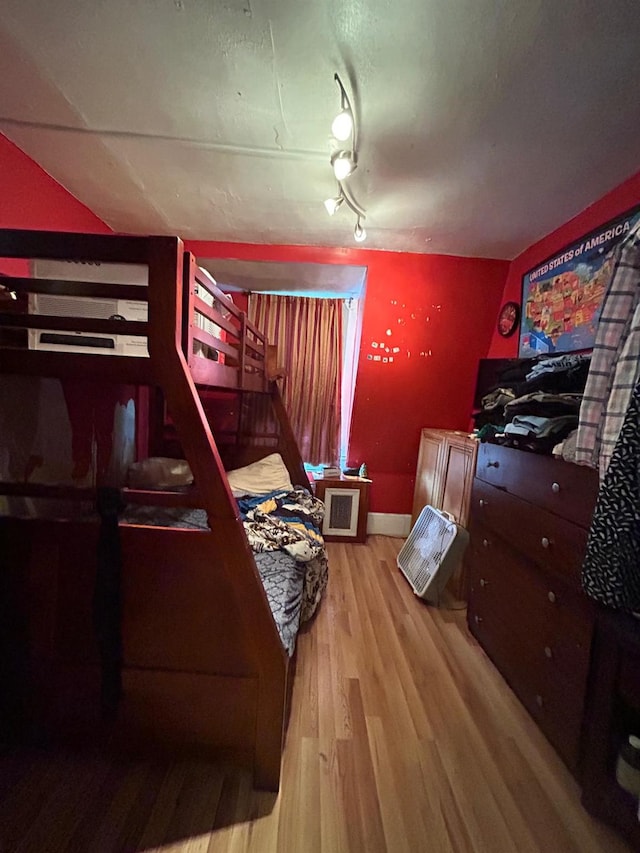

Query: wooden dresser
[[467, 442, 599, 772]]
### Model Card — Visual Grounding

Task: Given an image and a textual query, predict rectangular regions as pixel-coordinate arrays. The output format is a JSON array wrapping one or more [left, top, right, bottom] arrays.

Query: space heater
[[397, 505, 469, 604]]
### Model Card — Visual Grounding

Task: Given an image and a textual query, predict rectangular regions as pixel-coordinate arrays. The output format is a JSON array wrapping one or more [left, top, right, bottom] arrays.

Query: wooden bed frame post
[[239, 312, 247, 391]]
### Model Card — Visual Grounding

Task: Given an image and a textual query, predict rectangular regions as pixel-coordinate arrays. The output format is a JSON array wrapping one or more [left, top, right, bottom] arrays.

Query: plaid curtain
[[248, 294, 342, 465]]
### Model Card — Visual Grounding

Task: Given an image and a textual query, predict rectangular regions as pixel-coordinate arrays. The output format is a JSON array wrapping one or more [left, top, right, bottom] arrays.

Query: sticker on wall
[[364, 301, 437, 365]]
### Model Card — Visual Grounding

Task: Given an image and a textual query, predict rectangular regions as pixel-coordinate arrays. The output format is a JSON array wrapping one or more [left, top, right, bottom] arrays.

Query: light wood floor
[[0, 535, 631, 853]]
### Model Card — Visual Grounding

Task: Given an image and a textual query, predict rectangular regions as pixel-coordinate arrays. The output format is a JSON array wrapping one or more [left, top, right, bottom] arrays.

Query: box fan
[[397, 505, 469, 604]]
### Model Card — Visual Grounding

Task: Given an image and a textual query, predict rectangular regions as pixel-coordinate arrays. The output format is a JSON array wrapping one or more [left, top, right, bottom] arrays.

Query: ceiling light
[[331, 109, 353, 141], [354, 217, 367, 243], [332, 151, 356, 181], [325, 72, 367, 242], [333, 73, 357, 149], [324, 195, 344, 216]]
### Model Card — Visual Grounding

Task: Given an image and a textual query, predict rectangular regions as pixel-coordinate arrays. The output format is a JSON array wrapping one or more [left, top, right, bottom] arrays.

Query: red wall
[[0, 133, 508, 513], [488, 170, 640, 358], [0, 134, 117, 485], [187, 240, 508, 514], [0, 133, 110, 277], [0, 133, 109, 233]]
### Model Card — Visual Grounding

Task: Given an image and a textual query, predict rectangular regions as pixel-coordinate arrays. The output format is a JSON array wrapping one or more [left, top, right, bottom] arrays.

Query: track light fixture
[[324, 195, 344, 216], [331, 110, 353, 142], [332, 73, 355, 143], [325, 73, 367, 243], [331, 150, 356, 181], [354, 217, 366, 243]]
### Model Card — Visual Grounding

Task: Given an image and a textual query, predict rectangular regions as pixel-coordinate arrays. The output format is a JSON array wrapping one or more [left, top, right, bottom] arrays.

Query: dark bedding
[[253, 551, 305, 655], [121, 487, 328, 655]]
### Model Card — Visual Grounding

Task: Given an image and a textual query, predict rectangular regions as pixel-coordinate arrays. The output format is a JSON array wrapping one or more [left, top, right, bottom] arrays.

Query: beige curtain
[[248, 294, 342, 465]]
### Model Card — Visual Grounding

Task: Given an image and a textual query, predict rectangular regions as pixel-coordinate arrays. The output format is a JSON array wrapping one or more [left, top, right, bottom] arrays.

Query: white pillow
[[226, 453, 293, 497], [127, 457, 194, 489]]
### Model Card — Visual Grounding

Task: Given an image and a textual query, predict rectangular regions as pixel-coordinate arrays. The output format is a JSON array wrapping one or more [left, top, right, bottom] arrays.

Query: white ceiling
[[200, 258, 367, 298], [0, 0, 639, 260]]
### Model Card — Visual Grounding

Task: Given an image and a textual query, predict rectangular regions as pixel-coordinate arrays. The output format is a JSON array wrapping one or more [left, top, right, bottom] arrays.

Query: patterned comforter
[[237, 487, 325, 562]]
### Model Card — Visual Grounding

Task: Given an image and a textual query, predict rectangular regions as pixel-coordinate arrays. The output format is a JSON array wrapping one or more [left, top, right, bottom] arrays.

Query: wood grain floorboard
[[0, 535, 631, 852]]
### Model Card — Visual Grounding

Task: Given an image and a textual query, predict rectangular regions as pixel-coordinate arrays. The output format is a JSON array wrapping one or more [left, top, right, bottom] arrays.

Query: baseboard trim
[[366, 512, 412, 538]]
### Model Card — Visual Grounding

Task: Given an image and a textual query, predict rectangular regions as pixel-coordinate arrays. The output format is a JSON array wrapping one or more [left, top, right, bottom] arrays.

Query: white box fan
[[397, 505, 469, 604]]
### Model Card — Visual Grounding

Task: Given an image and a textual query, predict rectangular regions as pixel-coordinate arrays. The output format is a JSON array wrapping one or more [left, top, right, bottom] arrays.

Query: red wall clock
[[497, 301, 520, 337]]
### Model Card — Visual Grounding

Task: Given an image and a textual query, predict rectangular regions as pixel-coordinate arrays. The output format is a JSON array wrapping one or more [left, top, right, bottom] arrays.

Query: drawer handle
[[535, 694, 544, 708], [482, 539, 490, 548], [479, 499, 487, 508], [547, 590, 557, 604], [474, 614, 483, 624], [551, 482, 560, 494], [480, 578, 489, 588], [541, 537, 551, 549], [486, 461, 500, 469], [544, 645, 553, 659]]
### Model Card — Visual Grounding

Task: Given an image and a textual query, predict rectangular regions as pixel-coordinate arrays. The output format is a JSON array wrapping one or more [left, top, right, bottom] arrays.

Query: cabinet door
[[439, 435, 476, 599], [411, 430, 445, 525], [440, 436, 477, 527]]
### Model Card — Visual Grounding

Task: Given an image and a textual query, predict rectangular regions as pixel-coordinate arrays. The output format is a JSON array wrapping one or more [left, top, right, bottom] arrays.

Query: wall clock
[[497, 301, 520, 338]]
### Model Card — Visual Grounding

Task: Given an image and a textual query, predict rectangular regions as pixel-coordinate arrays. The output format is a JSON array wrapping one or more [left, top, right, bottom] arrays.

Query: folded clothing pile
[[473, 354, 589, 454]]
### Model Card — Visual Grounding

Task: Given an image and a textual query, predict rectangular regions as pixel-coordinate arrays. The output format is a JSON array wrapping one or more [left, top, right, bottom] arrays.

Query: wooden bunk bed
[[0, 229, 325, 791]]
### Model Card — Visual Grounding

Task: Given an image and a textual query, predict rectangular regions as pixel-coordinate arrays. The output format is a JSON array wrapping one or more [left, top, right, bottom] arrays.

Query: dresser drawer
[[469, 587, 590, 770], [471, 478, 588, 585], [475, 443, 598, 528], [468, 524, 593, 679], [519, 666, 587, 770]]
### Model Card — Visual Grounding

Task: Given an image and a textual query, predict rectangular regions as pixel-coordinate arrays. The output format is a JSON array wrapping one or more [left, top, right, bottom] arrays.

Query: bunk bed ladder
[[148, 239, 288, 791]]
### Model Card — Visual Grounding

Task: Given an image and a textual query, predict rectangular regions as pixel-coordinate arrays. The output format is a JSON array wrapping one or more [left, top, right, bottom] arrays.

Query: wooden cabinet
[[412, 429, 477, 598], [467, 443, 599, 773]]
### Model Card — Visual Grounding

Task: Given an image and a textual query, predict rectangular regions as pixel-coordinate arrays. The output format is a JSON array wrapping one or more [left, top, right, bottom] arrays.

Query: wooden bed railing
[[0, 229, 290, 790], [183, 253, 269, 391]]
